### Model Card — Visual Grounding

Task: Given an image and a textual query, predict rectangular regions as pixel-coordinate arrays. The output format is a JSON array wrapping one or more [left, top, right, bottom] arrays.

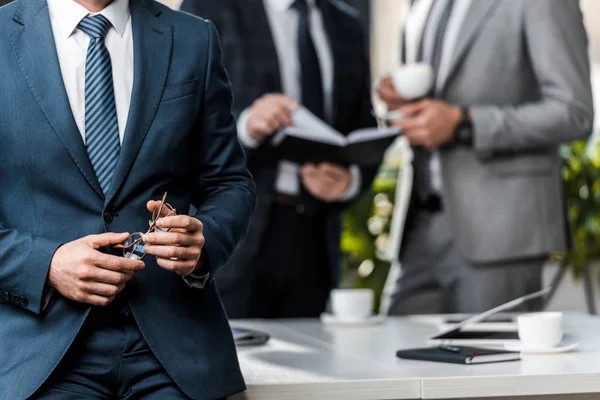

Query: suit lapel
[[440, 0, 501, 94], [403, 0, 434, 64], [106, 0, 172, 203], [243, 0, 282, 92], [9, 0, 104, 198]]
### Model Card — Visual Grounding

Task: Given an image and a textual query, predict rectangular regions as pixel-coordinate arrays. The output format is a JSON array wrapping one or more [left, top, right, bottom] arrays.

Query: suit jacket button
[[296, 204, 305, 214], [18, 297, 28, 307], [103, 211, 114, 223]]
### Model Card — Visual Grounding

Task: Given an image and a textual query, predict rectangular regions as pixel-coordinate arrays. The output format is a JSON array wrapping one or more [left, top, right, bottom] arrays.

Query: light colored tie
[[79, 15, 121, 196]]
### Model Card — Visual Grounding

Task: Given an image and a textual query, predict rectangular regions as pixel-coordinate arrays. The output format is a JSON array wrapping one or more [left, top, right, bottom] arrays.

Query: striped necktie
[[78, 15, 121, 196]]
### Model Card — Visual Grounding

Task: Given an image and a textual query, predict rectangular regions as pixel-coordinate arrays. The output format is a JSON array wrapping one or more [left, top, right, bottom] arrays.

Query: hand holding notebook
[[271, 107, 400, 167]]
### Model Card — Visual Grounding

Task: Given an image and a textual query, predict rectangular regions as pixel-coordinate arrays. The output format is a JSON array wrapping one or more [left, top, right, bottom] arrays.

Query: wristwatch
[[454, 106, 474, 146]]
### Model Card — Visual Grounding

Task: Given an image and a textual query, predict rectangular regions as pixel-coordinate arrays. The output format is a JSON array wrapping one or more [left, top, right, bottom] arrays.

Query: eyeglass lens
[[123, 233, 146, 260]]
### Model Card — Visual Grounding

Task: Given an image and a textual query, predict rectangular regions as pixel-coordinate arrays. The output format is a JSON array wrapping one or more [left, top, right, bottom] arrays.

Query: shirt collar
[[266, 0, 317, 12], [47, 0, 130, 39]]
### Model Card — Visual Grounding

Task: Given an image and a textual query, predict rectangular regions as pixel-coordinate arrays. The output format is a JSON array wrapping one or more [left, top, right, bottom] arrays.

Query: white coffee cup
[[330, 289, 374, 321], [517, 312, 564, 349], [391, 63, 434, 100]]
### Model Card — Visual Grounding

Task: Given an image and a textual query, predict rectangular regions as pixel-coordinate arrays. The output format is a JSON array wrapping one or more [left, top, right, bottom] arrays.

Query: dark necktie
[[293, 0, 324, 215], [413, 0, 455, 202], [293, 0, 325, 120], [79, 15, 121, 196]]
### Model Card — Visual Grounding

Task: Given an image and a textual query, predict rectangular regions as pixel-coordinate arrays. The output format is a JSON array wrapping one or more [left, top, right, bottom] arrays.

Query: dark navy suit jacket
[[180, 0, 377, 316], [0, 1, 254, 399]]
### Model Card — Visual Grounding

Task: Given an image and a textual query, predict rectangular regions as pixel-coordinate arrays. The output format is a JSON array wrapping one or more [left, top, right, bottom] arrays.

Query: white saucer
[[504, 342, 579, 354], [320, 313, 386, 327]]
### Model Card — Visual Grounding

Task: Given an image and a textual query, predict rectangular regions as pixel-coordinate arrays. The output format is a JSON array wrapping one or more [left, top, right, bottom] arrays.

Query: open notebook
[[271, 107, 400, 167]]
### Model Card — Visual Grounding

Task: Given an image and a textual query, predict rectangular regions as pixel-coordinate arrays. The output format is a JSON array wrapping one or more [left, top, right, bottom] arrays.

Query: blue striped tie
[[79, 15, 121, 196]]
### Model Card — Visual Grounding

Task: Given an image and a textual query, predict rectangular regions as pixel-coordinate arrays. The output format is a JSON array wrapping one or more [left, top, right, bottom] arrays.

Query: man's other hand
[[393, 99, 462, 149], [48, 233, 145, 307], [377, 75, 409, 110], [143, 201, 206, 277], [301, 163, 352, 202], [246, 94, 298, 141]]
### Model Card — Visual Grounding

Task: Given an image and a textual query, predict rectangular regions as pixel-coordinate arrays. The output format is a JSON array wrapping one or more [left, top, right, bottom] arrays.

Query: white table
[[230, 314, 600, 400]]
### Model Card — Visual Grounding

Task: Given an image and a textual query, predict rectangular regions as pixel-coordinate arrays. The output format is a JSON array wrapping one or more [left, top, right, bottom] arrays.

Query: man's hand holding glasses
[[48, 233, 146, 307], [142, 200, 206, 277], [115, 192, 206, 278]]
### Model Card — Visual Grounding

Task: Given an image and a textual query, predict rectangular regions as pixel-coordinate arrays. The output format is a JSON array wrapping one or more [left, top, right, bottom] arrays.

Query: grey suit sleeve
[[471, 0, 594, 155]]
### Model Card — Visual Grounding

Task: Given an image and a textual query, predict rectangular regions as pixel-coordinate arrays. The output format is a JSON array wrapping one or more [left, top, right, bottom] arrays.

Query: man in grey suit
[[379, 0, 594, 314]]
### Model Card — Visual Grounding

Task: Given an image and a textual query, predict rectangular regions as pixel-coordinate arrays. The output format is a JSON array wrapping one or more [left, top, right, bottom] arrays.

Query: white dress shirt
[[47, 0, 205, 291], [237, 0, 360, 200], [420, 0, 472, 192], [48, 0, 133, 144]]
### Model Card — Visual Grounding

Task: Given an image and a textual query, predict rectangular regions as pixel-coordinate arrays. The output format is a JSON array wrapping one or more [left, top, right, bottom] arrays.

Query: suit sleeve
[[191, 21, 256, 279], [0, 226, 62, 315], [471, 0, 594, 156]]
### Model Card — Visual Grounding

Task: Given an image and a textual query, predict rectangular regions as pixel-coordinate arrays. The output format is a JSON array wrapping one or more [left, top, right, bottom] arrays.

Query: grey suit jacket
[[402, 0, 594, 263]]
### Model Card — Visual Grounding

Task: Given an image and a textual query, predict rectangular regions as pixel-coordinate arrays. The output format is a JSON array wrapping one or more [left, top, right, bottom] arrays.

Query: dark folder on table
[[271, 107, 400, 167], [396, 346, 520, 365]]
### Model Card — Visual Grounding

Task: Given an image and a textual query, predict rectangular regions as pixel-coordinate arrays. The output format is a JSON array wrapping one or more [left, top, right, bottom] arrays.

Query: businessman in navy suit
[[0, 0, 254, 399]]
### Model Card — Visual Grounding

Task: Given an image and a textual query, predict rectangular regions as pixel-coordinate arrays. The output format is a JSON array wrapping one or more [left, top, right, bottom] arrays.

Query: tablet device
[[428, 287, 551, 346]]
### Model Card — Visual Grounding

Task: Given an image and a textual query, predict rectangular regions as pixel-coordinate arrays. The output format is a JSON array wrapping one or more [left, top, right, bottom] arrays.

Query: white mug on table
[[330, 289, 374, 321], [517, 312, 564, 349]]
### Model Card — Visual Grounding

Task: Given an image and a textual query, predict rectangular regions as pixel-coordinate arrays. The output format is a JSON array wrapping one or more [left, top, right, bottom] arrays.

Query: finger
[[317, 163, 348, 179], [145, 245, 201, 261], [272, 95, 299, 111], [399, 100, 431, 118], [83, 281, 125, 298], [272, 109, 293, 127], [143, 231, 196, 247], [77, 293, 115, 307], [156, 258, 198, 276], [397, 117, 426, 132], [301, 164, 318, 178], [86, 232, 131, 249], [156, 216, 203, 232], [84, 267, 132, 285], [95, 252, 146, 273], [146, 200, 175, 218], [404, 129, 429, 146], [146, 200, 160, 213], [252, 119, 274, 136]]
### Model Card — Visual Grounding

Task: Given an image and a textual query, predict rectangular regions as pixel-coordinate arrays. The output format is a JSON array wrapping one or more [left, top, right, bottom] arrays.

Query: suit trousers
[[388, 210, 545, 315], [244, 203, 331, 319], [31, 303, 192, 400]]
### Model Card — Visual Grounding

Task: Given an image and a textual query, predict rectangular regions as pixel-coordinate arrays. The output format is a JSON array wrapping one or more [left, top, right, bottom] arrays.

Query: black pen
[[438, 344, 461, 353]]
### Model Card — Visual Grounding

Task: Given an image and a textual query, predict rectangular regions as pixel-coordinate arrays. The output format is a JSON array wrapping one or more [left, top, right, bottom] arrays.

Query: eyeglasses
[[114, 192, 176, 260]]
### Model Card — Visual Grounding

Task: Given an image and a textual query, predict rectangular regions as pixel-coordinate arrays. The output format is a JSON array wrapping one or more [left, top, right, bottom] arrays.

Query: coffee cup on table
[[517, 312, 564, 349], [391, 63, 434, 100], [330, 289, 374, 321]]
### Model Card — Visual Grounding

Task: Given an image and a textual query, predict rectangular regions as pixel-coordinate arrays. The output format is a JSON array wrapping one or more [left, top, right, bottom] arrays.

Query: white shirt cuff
[[237, 108, 261, 149], [339, 165, 361, 202]]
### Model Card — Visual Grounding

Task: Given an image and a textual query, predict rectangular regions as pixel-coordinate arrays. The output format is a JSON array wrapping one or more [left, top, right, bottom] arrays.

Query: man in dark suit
[[181, 0, 376, 318], [0, 0, 254, 399]]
